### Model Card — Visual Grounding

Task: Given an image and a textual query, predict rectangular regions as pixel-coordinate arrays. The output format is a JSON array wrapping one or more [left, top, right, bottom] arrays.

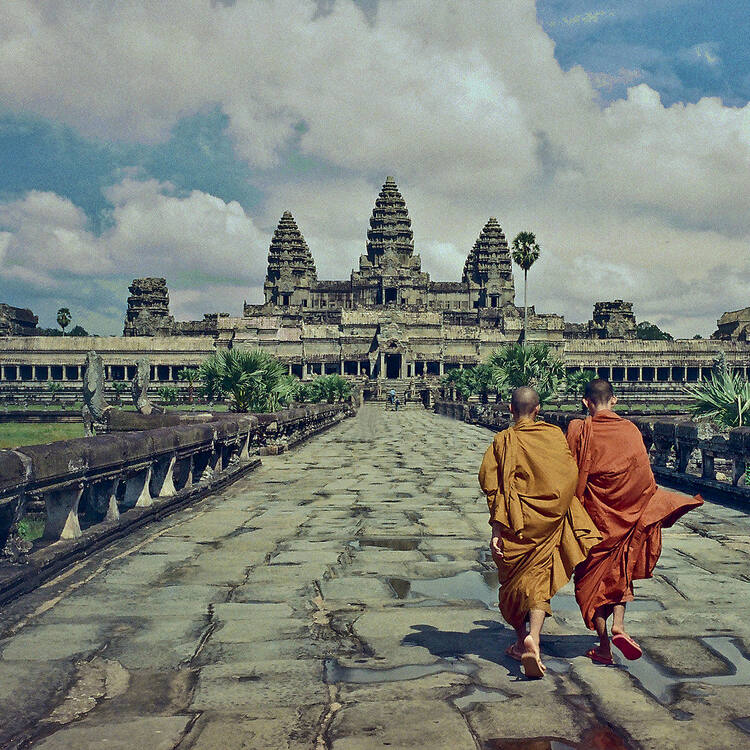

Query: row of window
[[568, 365, 749, 383]]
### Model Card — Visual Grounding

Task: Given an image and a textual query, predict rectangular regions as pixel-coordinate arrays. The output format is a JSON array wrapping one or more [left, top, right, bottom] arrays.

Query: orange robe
[[478, 418, 601, 630], [567, 411, 703, 630]]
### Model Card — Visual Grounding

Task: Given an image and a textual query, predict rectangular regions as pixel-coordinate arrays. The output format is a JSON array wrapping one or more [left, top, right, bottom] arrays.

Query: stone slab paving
[[0, 405, 749, 749]]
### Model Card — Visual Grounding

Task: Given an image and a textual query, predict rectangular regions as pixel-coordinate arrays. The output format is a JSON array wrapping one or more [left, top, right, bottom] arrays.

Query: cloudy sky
[[0, 0, 748, 337]]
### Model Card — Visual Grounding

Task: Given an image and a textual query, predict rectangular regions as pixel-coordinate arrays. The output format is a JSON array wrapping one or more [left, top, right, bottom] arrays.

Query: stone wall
[[0, 402, 353, 603]]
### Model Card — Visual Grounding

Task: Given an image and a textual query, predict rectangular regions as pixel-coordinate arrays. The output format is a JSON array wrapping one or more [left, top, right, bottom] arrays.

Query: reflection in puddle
[[620, 636, 750, 704], [387, 571, 498, 607], [484, 726, 630, 749], [355, 537, 422, 551], [324, 657, 476, 684], [453, 685, 508, 710], [386, 571, 662, 614], [732, 717, 750, 735]]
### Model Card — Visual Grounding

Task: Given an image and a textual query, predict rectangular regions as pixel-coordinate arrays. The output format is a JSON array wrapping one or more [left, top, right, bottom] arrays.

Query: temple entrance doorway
[[385, 353, 402, 379]]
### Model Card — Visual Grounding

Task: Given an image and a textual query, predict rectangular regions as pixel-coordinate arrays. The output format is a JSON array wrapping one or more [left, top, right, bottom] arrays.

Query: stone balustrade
[[0, 403, 352, 558], [433, 401, 750, 501]]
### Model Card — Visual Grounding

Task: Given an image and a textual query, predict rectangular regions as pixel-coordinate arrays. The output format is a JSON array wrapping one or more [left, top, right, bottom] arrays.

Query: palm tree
[[488, 343, 564, 405], [565, 369, 597, 398], [511, 232, 541, 347], [177, 367, 200, 404], [685, 358, 750, 427], [56, 307, 71, 336], [303, 374, 352, 404], [198, 349, 296, 413]]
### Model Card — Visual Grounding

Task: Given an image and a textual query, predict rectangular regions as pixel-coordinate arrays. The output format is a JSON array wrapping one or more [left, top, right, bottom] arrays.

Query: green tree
[[69, 325, 89, 336], [685, 358, 750, 427], [157, 385, 179, 405], [565, 369, 597, 398], [198, 349, 299, 413], [488, 343, 564, 405], [636, 321, 673, 341], [177, 367, 200, 404], [111, 381, 129, 405], [56, 307, 71, 336], [302, 374, 352, 404], [441, 365, 497, 403], [47, 382, 63, 403], [511, 231, 541, 347]]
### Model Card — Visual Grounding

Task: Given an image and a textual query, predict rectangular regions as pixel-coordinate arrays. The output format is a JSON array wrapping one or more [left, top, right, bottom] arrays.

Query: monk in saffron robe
[[567, 379, 703, 664], [479, 387, 601, 678]]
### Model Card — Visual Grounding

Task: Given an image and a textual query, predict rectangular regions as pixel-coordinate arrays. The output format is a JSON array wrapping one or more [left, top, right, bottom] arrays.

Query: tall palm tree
[[56, 307, 71, 336], [511, 231, 541, 347]]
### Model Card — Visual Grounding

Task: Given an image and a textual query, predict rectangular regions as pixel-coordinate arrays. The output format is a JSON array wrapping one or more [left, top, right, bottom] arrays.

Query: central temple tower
[[351, 176, 429, 305]]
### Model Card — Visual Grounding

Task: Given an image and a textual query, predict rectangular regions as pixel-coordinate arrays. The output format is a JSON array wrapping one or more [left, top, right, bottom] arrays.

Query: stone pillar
[[43, 484, 84, 540], [357, 361, 361, 376], [288, 364, 293, 375], [123, 466, 153, 508], [638, 367, 643, 382], [379, 352, 384, 380], [0, 366, 5, 381], [340, 360, 345, 376], [439, 361, 445, 376]]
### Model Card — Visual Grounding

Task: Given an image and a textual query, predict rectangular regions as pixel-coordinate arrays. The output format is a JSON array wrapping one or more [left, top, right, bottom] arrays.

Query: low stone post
[[151, 454, 177, 497], [43, 484, 84, 540], [652, 422, 676, 468], [123, 465, 153, 508]]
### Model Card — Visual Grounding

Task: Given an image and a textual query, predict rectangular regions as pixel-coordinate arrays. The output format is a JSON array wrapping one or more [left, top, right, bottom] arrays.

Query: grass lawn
[[0, 423, 86, 450]]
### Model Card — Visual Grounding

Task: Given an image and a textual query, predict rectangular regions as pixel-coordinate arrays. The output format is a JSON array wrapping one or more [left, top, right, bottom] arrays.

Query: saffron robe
[[567, 411, 703, 630], [478, 418, 601, 630]]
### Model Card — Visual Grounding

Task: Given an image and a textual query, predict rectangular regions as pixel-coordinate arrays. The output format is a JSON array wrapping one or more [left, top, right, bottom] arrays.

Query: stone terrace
[[0, 406, 749, 749]]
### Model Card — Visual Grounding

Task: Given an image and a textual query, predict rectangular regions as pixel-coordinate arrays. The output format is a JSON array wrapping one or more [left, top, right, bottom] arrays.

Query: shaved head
[[510, 386, 540, 417], [584, 378, 615, 406]]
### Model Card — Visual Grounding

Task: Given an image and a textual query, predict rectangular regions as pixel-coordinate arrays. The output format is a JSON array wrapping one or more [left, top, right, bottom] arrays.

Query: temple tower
[[462, 218, 515, 309], [365, 176, 416, 268], [264, 211, 317, 307], [353, 177, 428, 305], [123, 278, 176, 336]]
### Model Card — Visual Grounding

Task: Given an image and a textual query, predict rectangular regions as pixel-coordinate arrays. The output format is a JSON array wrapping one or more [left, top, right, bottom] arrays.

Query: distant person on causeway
[[478, 386, 601, 678], [566, 378, 704, 665]]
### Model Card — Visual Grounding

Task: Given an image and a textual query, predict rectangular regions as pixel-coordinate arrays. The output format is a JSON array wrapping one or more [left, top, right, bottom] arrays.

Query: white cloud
[[0, 0, 748, 337], [0, 179, 270, 331]]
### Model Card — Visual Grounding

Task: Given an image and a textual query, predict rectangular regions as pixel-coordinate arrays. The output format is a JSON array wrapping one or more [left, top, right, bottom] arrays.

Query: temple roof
[[365, 176, 414, 266], [266, 211, 317, 283], [462, 217, 513, 287]]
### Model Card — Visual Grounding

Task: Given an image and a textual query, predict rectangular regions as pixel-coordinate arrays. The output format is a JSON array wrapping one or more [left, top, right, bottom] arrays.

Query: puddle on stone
[[732, 717, 750, 735], [385, 571, 662, 614], [387, 571, 498, 607], [483, 726, 630, 749], [324, 657, 476, 684], [357, 537, 422, 551], [429, 553, 454, 562], [617, 636, 750, 705], [452, 685, 509, 711]]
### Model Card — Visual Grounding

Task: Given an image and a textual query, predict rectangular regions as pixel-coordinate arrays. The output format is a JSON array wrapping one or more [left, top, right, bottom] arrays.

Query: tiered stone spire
[[366, 176, 414, 266], [462, 217, 513, 286], [265, 211, 317, 283]]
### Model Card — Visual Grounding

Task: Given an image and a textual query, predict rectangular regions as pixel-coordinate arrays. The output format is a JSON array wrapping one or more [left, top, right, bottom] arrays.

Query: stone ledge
[[0, 455, 260, 608]]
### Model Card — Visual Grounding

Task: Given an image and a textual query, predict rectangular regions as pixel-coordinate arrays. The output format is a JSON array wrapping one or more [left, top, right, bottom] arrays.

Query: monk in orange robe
[[567, 379, 703, 664], [479, 387, 601, 678]]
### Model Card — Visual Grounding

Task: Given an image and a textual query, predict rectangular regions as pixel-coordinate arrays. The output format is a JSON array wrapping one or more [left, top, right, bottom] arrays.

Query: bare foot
[[505, 642, 525, 661], [521, 634, 546, 678]]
